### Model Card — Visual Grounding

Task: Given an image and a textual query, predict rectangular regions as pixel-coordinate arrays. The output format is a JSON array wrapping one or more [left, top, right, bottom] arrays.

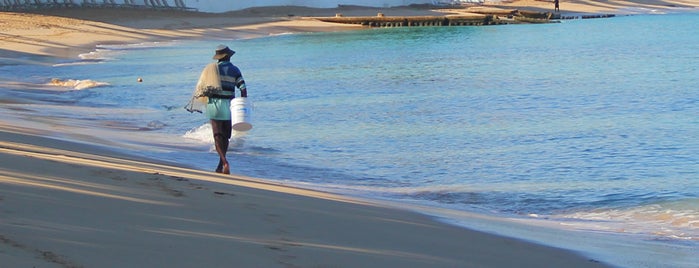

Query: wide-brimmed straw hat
[[213, 45, 235, 60]]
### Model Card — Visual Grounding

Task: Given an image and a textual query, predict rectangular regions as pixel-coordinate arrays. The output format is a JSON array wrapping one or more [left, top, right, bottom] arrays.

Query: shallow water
[[2, 12, 698, 267]]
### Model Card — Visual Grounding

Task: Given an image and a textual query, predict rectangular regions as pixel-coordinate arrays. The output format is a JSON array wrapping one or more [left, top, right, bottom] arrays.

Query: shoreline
[[2, 2, 698, 267], [0, 124, 611, 267]]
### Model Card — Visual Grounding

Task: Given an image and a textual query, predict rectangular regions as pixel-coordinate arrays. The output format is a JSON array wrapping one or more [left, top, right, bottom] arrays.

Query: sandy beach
[[1, 1, 698, 267], [3, 0, 698, 59], [1, 124, 612, 267]]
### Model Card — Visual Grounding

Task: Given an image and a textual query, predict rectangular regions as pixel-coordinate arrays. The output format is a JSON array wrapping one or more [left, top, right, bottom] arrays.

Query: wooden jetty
[[556, 13, 616, 20], [319, 14, 502, 27], [316, 9, 616, 28], [316, 10, 558, 27]]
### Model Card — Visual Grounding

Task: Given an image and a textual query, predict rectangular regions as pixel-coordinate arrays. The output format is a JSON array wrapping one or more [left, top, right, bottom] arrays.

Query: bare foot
[[222, 163, 230, 174]]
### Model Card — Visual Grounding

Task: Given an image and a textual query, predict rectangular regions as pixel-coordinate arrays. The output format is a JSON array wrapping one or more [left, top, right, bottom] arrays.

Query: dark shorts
[[210, 119, 232, 140]]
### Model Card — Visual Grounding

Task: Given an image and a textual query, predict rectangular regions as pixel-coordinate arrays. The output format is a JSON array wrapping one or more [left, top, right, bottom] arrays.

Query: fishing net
[[184, 63, 222, 113]]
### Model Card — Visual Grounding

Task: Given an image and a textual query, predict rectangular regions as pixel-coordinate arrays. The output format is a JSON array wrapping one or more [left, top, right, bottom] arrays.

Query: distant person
[[554, 0, 560, 12], [206, 45, 248, 174]]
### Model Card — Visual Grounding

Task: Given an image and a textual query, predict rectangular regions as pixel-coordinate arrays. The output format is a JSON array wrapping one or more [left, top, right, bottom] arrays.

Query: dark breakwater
[[316, 10, 616, 27]]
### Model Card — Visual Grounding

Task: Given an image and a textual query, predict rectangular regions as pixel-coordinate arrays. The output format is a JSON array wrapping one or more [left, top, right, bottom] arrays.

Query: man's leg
[[211, 120, 230, 174]]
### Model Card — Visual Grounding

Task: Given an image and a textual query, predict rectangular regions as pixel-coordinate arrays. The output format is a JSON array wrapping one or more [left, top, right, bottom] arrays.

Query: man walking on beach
[[554, 0, 560, 12], [206, 45, 248, 174]]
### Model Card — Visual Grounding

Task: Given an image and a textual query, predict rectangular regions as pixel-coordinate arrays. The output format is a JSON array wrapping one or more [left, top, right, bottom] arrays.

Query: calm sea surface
[[2, 12, 698, 267]]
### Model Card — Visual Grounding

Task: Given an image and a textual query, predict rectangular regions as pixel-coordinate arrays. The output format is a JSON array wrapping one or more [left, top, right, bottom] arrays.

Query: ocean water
[[2, 12, 698, 267]]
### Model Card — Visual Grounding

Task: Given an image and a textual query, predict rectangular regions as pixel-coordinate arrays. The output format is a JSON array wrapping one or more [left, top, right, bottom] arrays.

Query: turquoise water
[[2, 12, 698, 266]]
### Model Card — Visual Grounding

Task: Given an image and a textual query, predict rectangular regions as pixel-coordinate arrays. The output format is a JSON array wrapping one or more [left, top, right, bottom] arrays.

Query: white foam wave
[[70, 41, 175, 64], [96, 41, 175, 51], [182, 122, 249, 144], [183, 123, 214, 143], [269, 32, 294, 37], [47, 78, 109, 90], [78, 48, 124, 61], [53, 61, 104, 67], [554, 199, 699, 240]]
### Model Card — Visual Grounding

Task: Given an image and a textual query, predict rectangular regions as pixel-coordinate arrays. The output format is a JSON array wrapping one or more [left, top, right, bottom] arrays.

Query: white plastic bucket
[[230, 97, 252, 132]]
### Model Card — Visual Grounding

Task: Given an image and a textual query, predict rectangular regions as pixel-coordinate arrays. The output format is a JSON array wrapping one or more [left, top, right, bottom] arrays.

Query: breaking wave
[[47, 78, 109, 90]]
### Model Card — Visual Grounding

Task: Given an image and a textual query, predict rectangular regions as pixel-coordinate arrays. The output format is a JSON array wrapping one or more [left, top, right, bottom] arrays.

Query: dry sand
[[1, 1, 698, 267]]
